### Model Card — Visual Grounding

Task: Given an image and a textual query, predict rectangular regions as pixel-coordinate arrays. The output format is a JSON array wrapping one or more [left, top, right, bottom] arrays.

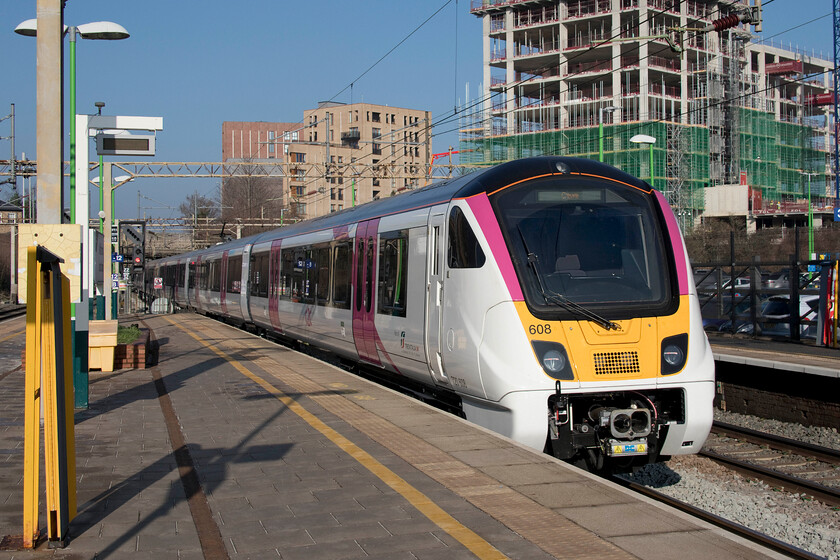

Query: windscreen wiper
[[517, 227, 620, 331]]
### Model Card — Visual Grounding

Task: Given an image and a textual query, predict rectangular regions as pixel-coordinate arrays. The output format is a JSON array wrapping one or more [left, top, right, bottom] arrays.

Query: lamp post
[[598, 105, 618, 162], [630, 134, 657, 186], [15, 20, 130, 224], [16, 18, 129, 411], [802, 171, 817, 258]]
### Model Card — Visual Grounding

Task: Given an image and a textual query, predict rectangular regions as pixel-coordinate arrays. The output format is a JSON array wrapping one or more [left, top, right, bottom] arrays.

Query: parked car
[[759, 295, 820, 338], [764, 270, 790, 290]]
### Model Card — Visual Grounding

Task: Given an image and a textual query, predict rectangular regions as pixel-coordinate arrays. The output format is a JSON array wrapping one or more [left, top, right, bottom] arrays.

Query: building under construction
[[462, 0, 836, 230]]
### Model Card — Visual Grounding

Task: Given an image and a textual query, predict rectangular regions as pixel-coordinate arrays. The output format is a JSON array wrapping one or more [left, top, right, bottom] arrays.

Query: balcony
[[341, 130, 360, 147]]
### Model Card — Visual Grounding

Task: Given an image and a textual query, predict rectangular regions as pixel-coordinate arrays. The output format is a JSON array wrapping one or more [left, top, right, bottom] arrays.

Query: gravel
[[623, 410, 840, 559]]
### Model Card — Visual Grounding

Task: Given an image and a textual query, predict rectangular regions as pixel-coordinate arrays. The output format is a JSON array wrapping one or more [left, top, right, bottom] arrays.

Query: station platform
[[708, 333, 840, 378], [0, 312, 786, 559]]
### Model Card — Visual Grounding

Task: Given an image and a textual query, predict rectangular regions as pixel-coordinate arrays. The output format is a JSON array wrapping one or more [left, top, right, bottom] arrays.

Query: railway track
[[702, 420, 840, 508], [612, 475, 825, 560], [0, 305, 25, 322]]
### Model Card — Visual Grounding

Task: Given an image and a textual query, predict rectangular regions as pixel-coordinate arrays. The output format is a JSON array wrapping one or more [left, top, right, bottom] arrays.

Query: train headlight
[[531, 341, 573, 380], [661, 334, 688, 375]]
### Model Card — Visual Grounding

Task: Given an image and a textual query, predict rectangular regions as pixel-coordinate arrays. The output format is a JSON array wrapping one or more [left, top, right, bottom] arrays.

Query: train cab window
[[448, 207, 485, 269], [315, 245, 330, 304], [377, 230, 408, 317], [250, 252, 269, 298], [227, 256, 242, 293], [332, 243, 351, 309]]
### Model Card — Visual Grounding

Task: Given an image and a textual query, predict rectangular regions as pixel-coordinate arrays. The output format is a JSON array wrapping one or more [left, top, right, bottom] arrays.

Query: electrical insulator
[[708, 13, 744, 32]]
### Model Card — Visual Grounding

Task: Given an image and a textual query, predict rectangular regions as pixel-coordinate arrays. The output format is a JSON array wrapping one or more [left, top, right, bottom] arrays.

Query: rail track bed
[[0, 305, 25, 322], [703, 421, 840, 509]]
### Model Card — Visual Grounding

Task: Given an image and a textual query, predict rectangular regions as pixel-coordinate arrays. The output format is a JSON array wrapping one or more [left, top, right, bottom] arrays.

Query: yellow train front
[[451, 157, 714, 473]]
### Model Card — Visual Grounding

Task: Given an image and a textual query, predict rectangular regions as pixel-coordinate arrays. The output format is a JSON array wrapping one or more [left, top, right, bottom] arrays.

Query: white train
[[145, 157, 715, 472]]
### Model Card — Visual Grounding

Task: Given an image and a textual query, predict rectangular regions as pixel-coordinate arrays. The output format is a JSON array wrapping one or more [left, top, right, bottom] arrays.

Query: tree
[[179, 192, 220, 221], [221, 159, 287, 236]]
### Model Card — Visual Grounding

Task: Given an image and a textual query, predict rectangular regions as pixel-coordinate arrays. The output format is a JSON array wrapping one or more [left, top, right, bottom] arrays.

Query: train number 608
[[529, 324, 551, 335]]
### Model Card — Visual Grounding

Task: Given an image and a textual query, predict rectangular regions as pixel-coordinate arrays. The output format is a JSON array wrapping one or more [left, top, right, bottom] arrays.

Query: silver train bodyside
[[145, 157, 715, 472]]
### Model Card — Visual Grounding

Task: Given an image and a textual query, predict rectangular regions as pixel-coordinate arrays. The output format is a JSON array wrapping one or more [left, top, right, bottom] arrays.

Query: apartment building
[[223, 101, 431, 221], [463, 0, 836, 230]]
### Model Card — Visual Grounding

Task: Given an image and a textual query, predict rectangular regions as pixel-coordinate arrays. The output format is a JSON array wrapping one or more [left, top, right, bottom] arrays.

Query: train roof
[[149, 157, 651, 264]]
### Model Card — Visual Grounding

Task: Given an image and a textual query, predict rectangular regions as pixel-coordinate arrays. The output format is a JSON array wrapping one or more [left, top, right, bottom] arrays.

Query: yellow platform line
[[164, 317, 507, 560], [0, 329, 25, 344]]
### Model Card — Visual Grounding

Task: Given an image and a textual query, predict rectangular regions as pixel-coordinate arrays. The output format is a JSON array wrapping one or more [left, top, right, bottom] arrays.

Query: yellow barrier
[[23, 246, 76, 548]]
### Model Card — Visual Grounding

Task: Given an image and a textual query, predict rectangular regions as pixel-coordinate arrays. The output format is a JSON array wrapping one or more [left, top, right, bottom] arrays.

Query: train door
[[352, 219, 381, 365], [241, 244, 252, 322], [424, 209, 448, 384], [220, 250, 229, 314], [268, 240, 283, 332]]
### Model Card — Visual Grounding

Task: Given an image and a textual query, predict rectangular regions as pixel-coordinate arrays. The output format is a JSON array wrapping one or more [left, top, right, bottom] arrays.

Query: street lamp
[[15, 19, 130, 223], [598, 105, 618, 162], [630, 134, 657, 185], [801, 171, 817, 258], [92, 174, 132, 232]]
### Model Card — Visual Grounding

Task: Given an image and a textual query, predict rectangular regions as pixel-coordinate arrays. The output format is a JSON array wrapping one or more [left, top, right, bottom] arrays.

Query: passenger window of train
[[448, 207, 485, 269], [332, 243, 351, 309], [377, 230, 408, 317], [316, 246, 330, 304], [177, 264, 186, 287], [355, 238, 365, 312], [365, 238, 375, 313], [299, 249, 315, 305], [188, 262, 196, 289], [250, 252, 269, 298], [280, 250, 294, 299], [210, 260, 221, 292], [227, 256, 242, 293]]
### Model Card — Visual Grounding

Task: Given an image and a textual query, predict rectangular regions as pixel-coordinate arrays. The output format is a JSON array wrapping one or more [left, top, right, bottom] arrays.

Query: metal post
[[69, 29, 76, 223], [103, 162, 113, 321], [649, 144, 655, 186], [36, 0, 64, 224], [10, 104, 16, 195]]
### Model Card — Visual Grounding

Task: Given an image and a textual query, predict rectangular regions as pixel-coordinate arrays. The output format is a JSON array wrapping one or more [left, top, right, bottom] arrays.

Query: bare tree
[[221, 159, 288, 236], [179, 192, 220, 221]]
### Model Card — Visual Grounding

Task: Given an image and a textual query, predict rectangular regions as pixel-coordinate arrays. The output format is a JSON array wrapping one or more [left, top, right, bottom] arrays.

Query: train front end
[[469, 157, 714, 473]]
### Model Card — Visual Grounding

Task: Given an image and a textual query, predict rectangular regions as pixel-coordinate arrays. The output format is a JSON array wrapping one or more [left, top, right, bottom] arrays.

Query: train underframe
[[546, 386, 686, 473]]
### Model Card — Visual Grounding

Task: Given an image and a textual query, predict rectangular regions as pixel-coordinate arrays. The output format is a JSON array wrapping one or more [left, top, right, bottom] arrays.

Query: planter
[[114, 328, 150, 370]]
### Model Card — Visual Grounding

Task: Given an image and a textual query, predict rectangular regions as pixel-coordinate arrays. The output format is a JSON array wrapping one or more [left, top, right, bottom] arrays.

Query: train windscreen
[[492, 175, 675, 320]]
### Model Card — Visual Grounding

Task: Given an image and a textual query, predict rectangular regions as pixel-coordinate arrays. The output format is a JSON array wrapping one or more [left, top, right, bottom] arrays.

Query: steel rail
[[712, 420, 840, 465], [0, 305, 26, 322], [612, 475, 825, 560], [699, 448, 840, 509]]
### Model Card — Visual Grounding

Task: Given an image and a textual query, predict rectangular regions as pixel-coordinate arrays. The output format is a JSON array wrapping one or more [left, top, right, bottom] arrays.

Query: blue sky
[[0, 1, 834, 220]]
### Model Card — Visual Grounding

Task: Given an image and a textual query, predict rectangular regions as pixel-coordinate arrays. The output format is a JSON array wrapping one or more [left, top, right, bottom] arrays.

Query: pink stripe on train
[[654, 190, 689, 295], [466, 194, 524, 301]]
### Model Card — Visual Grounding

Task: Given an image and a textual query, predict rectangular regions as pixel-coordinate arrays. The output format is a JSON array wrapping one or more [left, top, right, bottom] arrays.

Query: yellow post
[[22, 246, 77, 549], [23, 247, 41, 548]]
